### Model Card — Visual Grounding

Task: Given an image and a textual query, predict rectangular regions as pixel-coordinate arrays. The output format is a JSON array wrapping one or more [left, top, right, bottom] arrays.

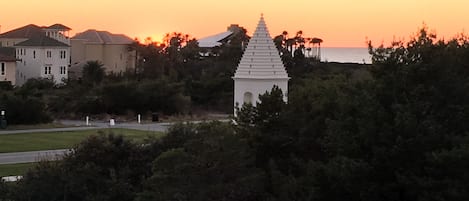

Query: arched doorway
[[243, 92, 253, 104]]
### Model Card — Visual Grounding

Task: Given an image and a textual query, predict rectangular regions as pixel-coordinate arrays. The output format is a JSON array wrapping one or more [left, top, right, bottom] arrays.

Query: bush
[[0, 93, 51, 125]]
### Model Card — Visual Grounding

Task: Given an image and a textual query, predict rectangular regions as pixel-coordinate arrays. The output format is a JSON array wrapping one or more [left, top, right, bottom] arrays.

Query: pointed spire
[[234, 15, 288, 79]]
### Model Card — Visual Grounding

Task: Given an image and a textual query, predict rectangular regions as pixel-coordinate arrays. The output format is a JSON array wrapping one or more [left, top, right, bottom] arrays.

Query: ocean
[[320, 47, 372, 64]]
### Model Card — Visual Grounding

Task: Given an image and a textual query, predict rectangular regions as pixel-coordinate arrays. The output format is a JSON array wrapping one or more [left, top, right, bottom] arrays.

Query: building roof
[[0, 47, 17, 61], [197, 31, 233, 48], [233, 15, 289, 79], [72, 29, 134, 45], [15, 35, 69, 47], [0, 24, 43, 39], [46, 24, 72, 30]]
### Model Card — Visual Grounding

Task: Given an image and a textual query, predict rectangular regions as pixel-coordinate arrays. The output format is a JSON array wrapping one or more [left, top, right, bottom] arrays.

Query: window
[[46, 51, 52, 58], [44, 66, 51, 75], [60, 51, 66, 59], [60, 66, 67, 74], [1, 63, 5, 75], [243, 92, 253, 104]]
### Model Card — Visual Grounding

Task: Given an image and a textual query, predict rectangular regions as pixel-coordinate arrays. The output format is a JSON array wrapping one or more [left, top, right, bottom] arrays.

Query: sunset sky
[[2, 0, 468, 47]]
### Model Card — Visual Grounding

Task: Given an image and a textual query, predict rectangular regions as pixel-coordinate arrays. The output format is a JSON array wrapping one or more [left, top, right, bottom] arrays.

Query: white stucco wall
[[0, 61, 16, 85], [15, 46, 69, 85], [233, 77, 288, 112]]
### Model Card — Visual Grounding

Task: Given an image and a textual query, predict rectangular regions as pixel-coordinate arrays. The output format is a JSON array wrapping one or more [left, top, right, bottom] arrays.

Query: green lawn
[[0, 163, 35, 177], [0, 128, 164, 153], [4, 123, 73, 130]]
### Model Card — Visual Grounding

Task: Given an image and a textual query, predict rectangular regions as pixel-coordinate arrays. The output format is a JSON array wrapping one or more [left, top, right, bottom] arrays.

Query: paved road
[[0, 126, 101, 135], [0, 149, 69, 165], [0, 120, 172, 135], [60, 120, 173, 132]]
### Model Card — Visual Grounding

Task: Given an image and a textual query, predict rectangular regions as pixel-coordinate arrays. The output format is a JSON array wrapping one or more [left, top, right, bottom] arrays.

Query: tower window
[[243, 92, 253, 104]]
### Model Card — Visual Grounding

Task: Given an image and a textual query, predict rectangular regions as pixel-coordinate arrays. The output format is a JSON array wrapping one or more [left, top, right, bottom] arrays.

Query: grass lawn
[[0, 163, 35, 177], [4, 123, 73, 130], [0, 128, 164, 153]]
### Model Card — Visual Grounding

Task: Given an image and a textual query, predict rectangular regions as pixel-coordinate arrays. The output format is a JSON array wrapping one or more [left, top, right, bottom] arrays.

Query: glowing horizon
[[2, 0, 469, 47]]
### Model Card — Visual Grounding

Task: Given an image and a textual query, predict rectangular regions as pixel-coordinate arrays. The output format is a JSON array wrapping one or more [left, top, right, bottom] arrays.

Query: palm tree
[[310, 37, 323, 60], [82, 60, 105, 86], [285, 38, 296, 57]]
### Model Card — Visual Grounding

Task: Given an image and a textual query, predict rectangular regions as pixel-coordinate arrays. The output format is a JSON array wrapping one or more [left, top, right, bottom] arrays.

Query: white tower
[[233, 14, 289, 114]]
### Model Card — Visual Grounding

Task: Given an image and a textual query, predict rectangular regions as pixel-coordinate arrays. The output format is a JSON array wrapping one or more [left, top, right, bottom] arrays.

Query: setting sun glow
[[2, 0, 469, 47]]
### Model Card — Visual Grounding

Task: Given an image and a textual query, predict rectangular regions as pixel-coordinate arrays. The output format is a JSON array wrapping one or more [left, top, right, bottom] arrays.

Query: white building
[[15, 36, 70, 85], [70, 30, 136, 76], [233, 15, 289, 114], [0, 24, 71, 85]]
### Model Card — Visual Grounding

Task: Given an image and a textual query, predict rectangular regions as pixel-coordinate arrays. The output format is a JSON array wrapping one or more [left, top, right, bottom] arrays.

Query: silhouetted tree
[[82, 60, 105, 86]]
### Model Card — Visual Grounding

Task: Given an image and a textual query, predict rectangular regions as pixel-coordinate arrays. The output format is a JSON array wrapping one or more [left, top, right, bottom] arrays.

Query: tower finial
[[261, 13, 264, 18]]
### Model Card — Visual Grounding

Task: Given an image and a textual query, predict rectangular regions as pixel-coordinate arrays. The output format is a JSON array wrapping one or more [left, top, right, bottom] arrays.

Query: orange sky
[[2, 0, 468, 47]]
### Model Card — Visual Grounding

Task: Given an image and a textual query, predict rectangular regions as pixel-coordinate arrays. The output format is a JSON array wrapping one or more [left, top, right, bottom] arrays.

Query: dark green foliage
[[98, 79, 190, 115], [0, 179, 11, 201], [0, 78, 55, 124], [9, 123, 267, 201], [138, 122, 265, 201], [0, 81, 13, 91], [235, 27, 469, 201], [12, 133, 156, 201], [82, 60, 105, 86], [313, 28, 469, 201], [0, 92, 51, 124], [14, 161, 65, 201]]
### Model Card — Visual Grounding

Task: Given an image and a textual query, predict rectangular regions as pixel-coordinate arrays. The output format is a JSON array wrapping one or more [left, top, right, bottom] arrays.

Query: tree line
[[2, 27, 469, 200], [0, 28, 327, 124]]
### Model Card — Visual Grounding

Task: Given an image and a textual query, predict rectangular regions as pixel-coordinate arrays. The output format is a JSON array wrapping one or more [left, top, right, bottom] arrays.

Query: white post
[[86, 116, 89, 126], [138, 114, 141, 124], [110, 119, 115, 126]]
